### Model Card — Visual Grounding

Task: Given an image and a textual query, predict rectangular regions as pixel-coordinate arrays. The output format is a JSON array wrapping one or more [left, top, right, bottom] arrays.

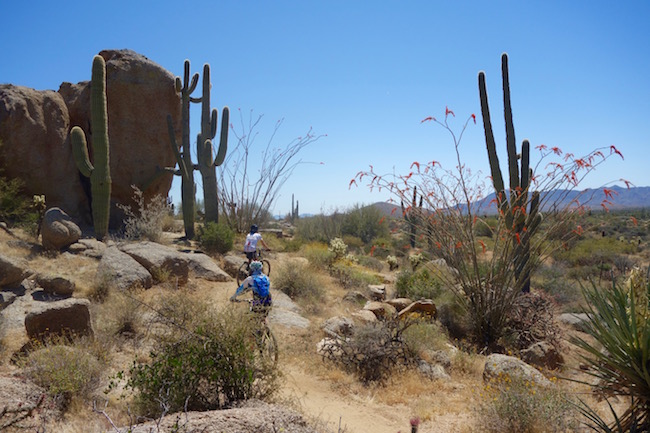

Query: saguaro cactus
[[478, 53, 541, 293], [290, 193, 299, 222], [401, 186, 423, 248], [71, 55, 111, 241], [167, 59, 199, 239], [195, 63, 229, 224]]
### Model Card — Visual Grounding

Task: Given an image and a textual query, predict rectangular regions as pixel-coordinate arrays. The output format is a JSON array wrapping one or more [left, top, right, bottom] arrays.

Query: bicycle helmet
[[250, 224, 258, 234], [250, 260, 263, 274]]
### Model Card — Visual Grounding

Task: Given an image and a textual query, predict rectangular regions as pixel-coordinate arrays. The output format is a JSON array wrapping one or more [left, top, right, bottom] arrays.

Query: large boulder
[[184, 252, 231, 282], [0, 49, 180, 229], [483, 353, 551, 387], [119, 241, 189, 285], [0, 85, 83, 216], [40, 207, 81, 250], [96, 246, 153, 290], [24, 298, 93, 340]]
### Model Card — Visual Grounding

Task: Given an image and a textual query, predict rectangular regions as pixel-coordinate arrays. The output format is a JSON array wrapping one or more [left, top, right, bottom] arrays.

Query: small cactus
[[71, 55, 111, 240]]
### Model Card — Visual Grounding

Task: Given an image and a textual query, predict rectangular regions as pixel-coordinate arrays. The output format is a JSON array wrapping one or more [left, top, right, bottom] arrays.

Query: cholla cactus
[[408, 253, 424, 270], [328, 237, 348, 261], [387, 255, 399, 271], [345, 254, 359, 264]]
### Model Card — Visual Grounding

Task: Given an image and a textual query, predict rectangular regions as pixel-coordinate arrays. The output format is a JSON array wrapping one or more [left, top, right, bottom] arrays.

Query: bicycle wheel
[[259, 326, 278, 367], [261, 259, 271, 277], [236, 262, 249, 286]]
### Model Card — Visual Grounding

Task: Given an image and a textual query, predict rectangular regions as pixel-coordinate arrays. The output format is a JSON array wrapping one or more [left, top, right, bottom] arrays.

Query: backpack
[[252, 275, 270, 299]]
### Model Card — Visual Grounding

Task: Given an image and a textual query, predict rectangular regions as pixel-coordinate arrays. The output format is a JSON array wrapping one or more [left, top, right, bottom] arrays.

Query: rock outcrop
[[0, 49, 181, 230]]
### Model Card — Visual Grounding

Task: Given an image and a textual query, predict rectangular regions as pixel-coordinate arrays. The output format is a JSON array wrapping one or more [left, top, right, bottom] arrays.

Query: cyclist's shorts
[[246, 251, 258, 261]]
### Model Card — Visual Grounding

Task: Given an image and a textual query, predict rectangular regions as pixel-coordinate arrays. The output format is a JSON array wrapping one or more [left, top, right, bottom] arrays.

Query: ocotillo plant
[[478, 53, 541, 292], [167, 59, 199, 239], [401, 186, 423, 248], [195, 63, 229, 224], [71, 55, 112, 241]]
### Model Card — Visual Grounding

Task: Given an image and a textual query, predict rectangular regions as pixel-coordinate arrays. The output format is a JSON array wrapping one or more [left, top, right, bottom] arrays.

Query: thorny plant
[[217, 109, 325, 232], [352, 107, 627, 350]]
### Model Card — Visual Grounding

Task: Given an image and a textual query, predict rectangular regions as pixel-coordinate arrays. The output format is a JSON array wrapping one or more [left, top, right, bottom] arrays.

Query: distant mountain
[[370, 186, 650, 217]]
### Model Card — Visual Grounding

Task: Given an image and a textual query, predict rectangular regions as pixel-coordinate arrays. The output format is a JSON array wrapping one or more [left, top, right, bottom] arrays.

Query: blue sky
[[3, 1, 649, 215]]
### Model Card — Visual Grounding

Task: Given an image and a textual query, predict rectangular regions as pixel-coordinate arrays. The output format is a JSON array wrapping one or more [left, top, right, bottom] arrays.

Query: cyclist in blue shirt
[[230, 260, 272, 316]]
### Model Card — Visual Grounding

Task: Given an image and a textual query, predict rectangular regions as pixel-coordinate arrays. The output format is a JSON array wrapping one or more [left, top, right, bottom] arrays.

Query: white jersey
[[244, 232, 263, 252]]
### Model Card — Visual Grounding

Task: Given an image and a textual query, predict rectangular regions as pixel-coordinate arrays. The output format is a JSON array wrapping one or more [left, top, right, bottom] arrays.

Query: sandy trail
[[281, 365, 408, 433]]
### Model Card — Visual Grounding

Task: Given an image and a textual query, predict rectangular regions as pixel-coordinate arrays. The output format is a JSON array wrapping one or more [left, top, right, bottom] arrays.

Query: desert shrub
[[503, 291, 563, 352], [301, 242, 333, 270], [118, 185, 171, 242], [368, 235, 394, 255], [321, 320, 415, 384], [402, 320, 449, 356], [554, 237, 638, 267], [273, 260, 324, 302], [356, 254, 384, 272], [295, 211, 345, 243], [535, 264, 582, 312], [477, 376, 578, 433], [341, 234, 364, 252], [197, 221, 234, 254], [341, 203, 389, 244], [572, 268, 650, 431], [395, 268, 442, 300], [120, 306, 279, 416], [329, 262, 382, 289], [0, 174, 40, 230], [94, 289, 146, 340], [21, 339, 104, 410]]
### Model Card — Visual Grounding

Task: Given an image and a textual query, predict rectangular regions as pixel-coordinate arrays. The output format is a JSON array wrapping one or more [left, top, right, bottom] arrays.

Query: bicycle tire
[[259, 326, 278, 367], [261, 259, 271, 277], [236, 262, 249, 286]]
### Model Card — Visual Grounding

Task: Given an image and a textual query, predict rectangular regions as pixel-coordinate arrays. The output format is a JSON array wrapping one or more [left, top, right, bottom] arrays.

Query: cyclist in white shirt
[[244, 224, 270, 265]]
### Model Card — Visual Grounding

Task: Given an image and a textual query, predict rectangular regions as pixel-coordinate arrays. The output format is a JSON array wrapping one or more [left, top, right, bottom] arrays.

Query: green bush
[[395, 268, 442, 300], [0, 174, 38, 226], [21, 339, 104, 409], [121, 307, 279, 416], [197, 221, 234, 254], [301, 242, 334, 270], [356, 255, 385, 272], [341, 204, 390, 244]]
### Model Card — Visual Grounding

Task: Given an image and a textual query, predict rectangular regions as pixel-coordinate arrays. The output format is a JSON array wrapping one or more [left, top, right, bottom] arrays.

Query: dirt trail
[[281, 365, 408, 433]]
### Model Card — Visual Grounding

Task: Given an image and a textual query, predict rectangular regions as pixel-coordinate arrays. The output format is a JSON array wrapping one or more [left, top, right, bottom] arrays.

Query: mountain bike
[[230, 298, 278, 367], [236, 249, 271, 286]]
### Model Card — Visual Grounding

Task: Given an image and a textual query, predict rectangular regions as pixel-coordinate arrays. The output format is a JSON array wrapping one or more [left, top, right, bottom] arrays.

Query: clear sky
[[3, 1, 649, 216]]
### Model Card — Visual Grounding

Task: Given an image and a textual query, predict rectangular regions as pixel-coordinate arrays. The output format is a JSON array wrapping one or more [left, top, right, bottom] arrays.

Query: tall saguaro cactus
[[71, 55, 111, 241], [195, 63, 229, 224], [478, 53, 541, 293], [401, 186, 423, 248], [167, 59, 199, 239]]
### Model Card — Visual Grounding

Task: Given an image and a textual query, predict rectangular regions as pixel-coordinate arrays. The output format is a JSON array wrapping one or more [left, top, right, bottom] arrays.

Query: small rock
[[418, 359, 450, 381], [521, 341, 565, 370], [367, 284, 386, 301], [363, 301, 398, 319], [322, 316, 354, 338], [41, 207, 81, 250], [35, 274, 75, 297]]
